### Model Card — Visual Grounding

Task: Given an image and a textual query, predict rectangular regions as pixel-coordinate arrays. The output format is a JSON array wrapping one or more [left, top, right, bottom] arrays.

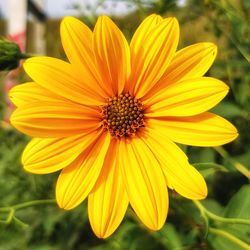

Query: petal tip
[[204, 42, 217, 49], [61, 16, 74, 23], [171, 17, 178, 23], [21, 154, 27, 166], [61, 16, 80, 29], [206, 42, 217, 57], [226, 130, 239, 144], [168, 17, 180, 35], [216, 79, 229, 93], [23, 58, 31, 68], [169, 17, 179, 26], [23, 165, 36, 174], [162, 16, 178, 28], [155, 221, 165, 231], [9, 113, 16, 126], [8, 87, 16, 102], [225, 85, 230, 92], [56, 195, 72, 210], [94, 230, 111, 239], [23, 56, 37, 65], [229, 122, 239, 138], [97, 15, 110, 23], [147, 220, 165, 231], [195, 42, 217, 59], [23, 57, 38, 73], [57, 202, 65, 210], [194, 183, 208, 200], [234, 131, 239, 139]]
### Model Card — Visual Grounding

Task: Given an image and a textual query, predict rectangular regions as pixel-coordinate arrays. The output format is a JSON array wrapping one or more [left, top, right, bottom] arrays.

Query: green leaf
[[193, 163, 228, 172], [211, 102, 242, 118], [208, 185, 250, 250], [154, 224, 183, 249], [225, 185, 250, 219], [193, 162, 228, 177]]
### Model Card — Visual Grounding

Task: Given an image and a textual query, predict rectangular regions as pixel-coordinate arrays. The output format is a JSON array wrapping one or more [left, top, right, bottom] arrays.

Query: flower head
[[9, 15, 238, 238]]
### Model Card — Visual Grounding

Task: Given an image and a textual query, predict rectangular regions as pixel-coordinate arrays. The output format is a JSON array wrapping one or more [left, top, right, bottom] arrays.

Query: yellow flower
[[9, 15, 238, 238]]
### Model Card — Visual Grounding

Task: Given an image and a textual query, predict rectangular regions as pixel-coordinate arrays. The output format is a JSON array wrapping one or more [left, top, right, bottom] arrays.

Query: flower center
[[101, 93, 145, 138]]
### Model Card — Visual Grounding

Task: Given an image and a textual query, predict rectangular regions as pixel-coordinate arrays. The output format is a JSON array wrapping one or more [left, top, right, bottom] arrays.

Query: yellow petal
[[93, 16, 130, 95], [130, 14, 162, 59], [60, 17, 109, 98], [56, 132, 110, 210], [61, 16, 92, 67], [10, 101, 101, 137], [164, 42, 217, 82], [119, 137, 168, 230], [22, 132, 99, 174], [143, 43, 217, 101], [9, 82, 66, 107], [125, 14, 162, 93], [88, 139, 128, 238], [130, 17, 179, 98], [24, 57, 106, 106], [148, 112, 238, 146], [143, 128, 208, 200], [146, 77, 229, 117]]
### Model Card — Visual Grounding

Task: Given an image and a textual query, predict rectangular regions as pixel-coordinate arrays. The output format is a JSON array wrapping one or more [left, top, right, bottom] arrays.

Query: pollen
[[101, 93, 145, 138]]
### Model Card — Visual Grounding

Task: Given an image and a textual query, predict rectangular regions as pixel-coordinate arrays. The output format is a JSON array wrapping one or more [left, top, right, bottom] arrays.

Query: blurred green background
[[0, 0, 250, 249]]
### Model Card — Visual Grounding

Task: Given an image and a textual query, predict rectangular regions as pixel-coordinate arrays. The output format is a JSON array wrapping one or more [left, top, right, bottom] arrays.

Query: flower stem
[[18, 53, 32, 59], [214, 146, 250, 179], [0, 199, 55, 212], [13, 216, 29, 228], [193, 200, 250, 225], [12, 199, 56, 210], [208, 227, 250, 250], [0, 199, 56, 225]]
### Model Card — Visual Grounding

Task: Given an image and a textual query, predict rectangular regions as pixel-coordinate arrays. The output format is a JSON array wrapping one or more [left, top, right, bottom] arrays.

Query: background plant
[[0, 0, 249, 249]]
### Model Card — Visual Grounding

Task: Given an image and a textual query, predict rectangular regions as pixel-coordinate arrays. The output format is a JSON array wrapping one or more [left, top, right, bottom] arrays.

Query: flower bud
[[0, 39, 28, 71]]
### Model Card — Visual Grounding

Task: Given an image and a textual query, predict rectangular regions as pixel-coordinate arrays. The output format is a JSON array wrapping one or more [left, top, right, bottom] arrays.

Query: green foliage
[[208, 185, 250, 250], [1, 0, 250, 249]]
